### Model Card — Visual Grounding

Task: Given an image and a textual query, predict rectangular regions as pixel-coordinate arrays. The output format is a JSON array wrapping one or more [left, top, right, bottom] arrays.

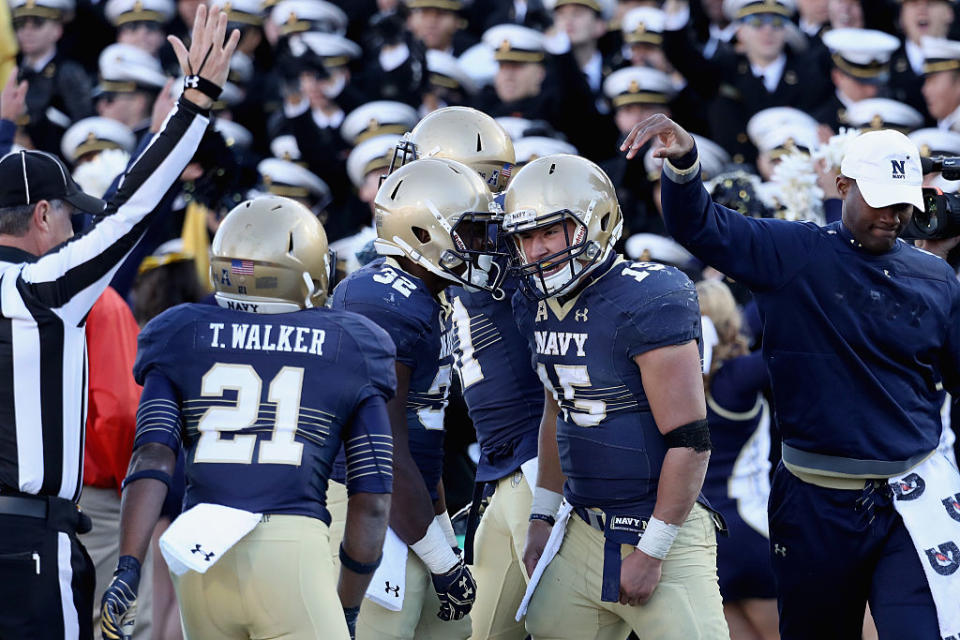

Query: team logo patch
[[608, 515, 646, 534], [890, 473, 925, 501], [891, 159, 906, 179], [924, 541, 960, 576], [942, 493, 960, 523]]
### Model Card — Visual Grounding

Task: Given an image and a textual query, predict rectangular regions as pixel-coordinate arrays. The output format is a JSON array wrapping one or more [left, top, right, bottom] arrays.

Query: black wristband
[[121, 468, 172, 491], [339, 543, 382, 575], [529, 513, 556, 526], [183, 75, 222, 101], [671, 143, 699, 171]]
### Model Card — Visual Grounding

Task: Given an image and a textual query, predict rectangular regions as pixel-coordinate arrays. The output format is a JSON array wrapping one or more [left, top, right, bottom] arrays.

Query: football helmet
[[210, 195, 334, 312], [374, 158, 506, 296], [389, 106, 516, 192], [502, 154, 623, 300]]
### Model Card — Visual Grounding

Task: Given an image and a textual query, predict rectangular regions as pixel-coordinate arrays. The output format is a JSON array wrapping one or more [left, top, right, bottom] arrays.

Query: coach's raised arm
[[621, 115, 960, 640]]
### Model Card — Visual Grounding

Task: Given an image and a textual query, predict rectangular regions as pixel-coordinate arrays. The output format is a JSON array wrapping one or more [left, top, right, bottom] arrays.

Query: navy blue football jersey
[[132, 303, 396, 525], [513, 257, 701, 517], [448, 277, 543, 482], [331, 258, 453, 499]]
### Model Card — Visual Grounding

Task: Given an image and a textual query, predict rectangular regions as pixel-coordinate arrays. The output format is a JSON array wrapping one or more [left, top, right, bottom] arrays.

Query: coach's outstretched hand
[[620, 114, 695, 161], [101, 555, 141, 640], [167, 4, 241, 109]]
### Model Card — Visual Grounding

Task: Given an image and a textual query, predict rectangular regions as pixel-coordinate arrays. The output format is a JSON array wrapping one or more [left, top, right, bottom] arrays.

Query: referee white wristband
[[411, 518, 459, 574], [636, 517, 680, 560], [530, 487, 563, 519], [436, 512, 458, 548]]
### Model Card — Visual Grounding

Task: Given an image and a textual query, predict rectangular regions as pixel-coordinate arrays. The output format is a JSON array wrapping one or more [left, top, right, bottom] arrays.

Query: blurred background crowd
[[3, 0, 960, 638]]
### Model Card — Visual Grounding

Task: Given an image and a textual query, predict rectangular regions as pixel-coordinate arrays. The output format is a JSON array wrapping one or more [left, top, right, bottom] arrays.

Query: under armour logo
[[924, 541, 960, 576], [190, 544, 215, 562], [773, 544, 786, 557], [891, 159, 906, 179], [943, 493, 960, 523], [185, 76, 200, 89], [575, 308, 589, 322], [385, 582, 400, 597], [458, 576, 473, 597]]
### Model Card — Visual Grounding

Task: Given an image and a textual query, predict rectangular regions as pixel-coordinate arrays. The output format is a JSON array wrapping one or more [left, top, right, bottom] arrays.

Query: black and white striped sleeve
[[16, 99, 209, 324]]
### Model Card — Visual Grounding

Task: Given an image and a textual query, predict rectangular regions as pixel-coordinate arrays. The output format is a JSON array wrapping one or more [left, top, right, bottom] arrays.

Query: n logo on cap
[[891, 159, 906, 179]]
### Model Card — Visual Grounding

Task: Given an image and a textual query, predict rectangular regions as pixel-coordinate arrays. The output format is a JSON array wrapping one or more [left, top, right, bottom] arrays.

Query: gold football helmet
[[389, 106, 516, 192], [502, 154, 623, 300], [374, 158, 506, 296], [210, 195, 333, 312]]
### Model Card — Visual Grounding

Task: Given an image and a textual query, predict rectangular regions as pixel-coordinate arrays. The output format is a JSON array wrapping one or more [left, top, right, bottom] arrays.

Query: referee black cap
[[0, 150, 107, 214]]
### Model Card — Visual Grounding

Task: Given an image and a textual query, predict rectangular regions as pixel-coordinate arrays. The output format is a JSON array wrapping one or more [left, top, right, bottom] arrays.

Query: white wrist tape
[[636, 517, 680, 560], [530, 487, 563, 519], [436, 512, 458, 548], [411, 518, 458, 573]]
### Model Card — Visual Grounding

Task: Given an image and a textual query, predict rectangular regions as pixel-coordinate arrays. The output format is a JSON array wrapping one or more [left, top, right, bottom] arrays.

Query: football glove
[[430, 555, 476, 621], [343, 605, 360, 640], [101, 555, 141, 640]]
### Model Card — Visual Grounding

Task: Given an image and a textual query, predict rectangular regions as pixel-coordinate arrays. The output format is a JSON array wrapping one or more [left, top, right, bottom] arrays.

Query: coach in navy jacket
[[621, 114, 960, 640]]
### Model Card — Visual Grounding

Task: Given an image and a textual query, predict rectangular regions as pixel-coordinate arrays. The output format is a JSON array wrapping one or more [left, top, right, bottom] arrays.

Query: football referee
[[0, 8, 239, 639]]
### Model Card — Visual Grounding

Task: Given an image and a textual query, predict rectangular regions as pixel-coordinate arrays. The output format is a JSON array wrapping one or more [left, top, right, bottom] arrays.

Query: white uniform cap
[[603, 66, 676, 107], [10, 0, 74, 20], [909, 128, 960, 158], [621, 7, 665, 45], [215, 0, 264, 26], [105, 0, 174, 25], [483, 24, 546, 63], [496, 117, 537, 142], [341, 101, 419, 146], [61, 117, 136, 163], [459, 43, 498, 88], [543, 0, 614, 20], [645, 134, 729, 180], [427, 50, 477, 95], [723, 0, 795, 21], [756, 124, 818, 156], [347, 134, 402, 189], [514, 136, 578, 165], [625, 232, 694, 265], [822, 28, 900, 82], [840, 129, 923, 209], [229, 52, 254, 86], [270, 134, 301, 162], [213, 119, 253, 149], [97, 43, 167, 92], [270, 0, 347, 36], [843, 98, 924, 132], [298, 32, 362, 67], [921, 36, 960, 75], [909, 128, 960, 193], [747, 107, 818, 149], [405, 0, 464, 10], [258, 158, 331, 203]]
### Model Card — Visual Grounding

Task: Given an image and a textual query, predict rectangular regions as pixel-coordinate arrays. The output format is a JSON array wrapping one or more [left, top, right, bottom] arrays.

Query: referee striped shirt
[[0, 99, 209, 502]]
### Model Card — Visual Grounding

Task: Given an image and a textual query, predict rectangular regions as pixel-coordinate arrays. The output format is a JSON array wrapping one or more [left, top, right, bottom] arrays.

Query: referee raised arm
[[0, 8, 238, 639]]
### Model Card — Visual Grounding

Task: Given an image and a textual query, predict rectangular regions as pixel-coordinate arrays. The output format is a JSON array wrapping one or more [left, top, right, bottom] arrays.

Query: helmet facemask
[[440, 211, 510, 299]]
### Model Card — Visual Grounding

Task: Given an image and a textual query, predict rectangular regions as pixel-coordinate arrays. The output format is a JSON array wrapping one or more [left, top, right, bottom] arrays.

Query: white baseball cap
[[839, 130, 923, 210]]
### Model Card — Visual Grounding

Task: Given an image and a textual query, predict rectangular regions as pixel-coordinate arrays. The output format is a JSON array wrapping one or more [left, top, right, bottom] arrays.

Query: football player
[[100, 196, 395, 640], [503, 154, 729, 639], [391, 106, 547, 640], [325, 157, 496, 640]]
